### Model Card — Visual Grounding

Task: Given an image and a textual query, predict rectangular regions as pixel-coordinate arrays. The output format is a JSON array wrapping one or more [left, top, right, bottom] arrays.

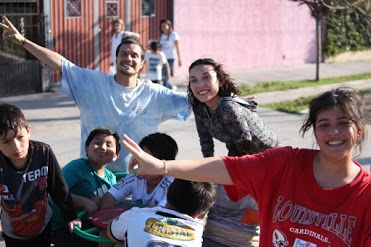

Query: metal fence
[[0, 0, 44, 97]]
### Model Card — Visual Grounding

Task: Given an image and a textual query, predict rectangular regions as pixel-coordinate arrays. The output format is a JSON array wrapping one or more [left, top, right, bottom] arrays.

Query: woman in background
[[159, 19, 182, 90]]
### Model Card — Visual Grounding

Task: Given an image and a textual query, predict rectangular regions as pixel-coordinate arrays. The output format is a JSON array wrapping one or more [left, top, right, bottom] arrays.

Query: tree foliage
[[325, 7, 371, 56], [290, 0, 370, 22], [288, 0, 370, 80]]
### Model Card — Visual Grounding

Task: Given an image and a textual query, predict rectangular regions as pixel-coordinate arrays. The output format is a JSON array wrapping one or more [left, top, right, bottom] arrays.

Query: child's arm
[[71, 193, 99, 215], [47, 148, 80, 229], [100, 191, 118, 209], [122, 30, 140, 40], [101, 175, 135, 209], [104, 222, 124, 246]]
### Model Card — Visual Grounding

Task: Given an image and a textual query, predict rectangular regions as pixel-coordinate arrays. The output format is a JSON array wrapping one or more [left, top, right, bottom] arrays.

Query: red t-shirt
[[223, 146, 371, 247]]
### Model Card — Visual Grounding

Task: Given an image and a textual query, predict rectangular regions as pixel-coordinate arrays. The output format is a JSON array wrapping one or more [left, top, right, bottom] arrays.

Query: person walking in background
[[159, 19, 182, 90], [104, 179, 217, 246], [0, 16, 191, 173], [203, 139, 261, 247], [100, 132, 178, 209], [123, 87, 371, 247], [50, 127, 120, 247], [0, 104, 81, 247], [108, 18, 140, 75], [187, 58, 278, 157], [144, 41, 170, 85]]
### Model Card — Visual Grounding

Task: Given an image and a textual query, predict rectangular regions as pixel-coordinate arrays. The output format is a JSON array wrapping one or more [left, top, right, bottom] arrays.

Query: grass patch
[[261, 88, 371, 114], [240, 72, 371, 95]]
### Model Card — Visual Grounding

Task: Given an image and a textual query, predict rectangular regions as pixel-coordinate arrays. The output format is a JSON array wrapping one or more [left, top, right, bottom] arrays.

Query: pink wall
[[173, 0, 316, 77]]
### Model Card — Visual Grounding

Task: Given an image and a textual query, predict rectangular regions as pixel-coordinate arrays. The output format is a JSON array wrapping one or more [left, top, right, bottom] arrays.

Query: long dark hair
[[159, 19, 173, 40], [187, 58, 241, 110]]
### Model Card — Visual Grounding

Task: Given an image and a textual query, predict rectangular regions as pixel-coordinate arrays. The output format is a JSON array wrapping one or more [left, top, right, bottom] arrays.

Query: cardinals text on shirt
[[273, 195, 355, 247]]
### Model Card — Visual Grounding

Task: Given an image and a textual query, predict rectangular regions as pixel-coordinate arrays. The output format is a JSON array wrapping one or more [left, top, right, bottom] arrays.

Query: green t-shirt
[[50, 158, 116, 230]]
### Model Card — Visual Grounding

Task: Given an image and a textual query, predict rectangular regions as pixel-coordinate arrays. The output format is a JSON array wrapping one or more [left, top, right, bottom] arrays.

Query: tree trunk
[[315, 16, 321, 81]]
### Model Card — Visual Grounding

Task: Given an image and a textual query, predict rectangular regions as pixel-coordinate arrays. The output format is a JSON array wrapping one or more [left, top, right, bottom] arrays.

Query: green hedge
[[325, 7, 371, 57]]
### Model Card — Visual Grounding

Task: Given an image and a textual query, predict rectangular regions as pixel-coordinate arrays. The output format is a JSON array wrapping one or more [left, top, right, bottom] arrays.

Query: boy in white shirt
[[144, 41, 171, 85], [106, 179, 216, 246], [100, 132, 177, 208]]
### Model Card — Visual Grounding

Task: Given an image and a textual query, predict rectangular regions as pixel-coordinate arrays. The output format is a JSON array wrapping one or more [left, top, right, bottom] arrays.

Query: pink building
[[173, 0, 316, 77]]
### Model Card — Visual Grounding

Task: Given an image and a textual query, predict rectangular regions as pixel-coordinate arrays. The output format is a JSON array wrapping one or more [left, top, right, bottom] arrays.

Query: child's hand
[[68, 219, 82, 233], [123, 134, 164, 176], [0, 16, 25, 45]]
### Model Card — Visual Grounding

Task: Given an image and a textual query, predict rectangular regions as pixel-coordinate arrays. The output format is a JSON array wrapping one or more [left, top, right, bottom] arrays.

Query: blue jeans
[[162, 59, 175, 89]]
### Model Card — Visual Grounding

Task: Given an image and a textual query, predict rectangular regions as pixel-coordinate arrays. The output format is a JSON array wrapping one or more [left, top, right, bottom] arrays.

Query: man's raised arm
[[0, 16, 63, 71]]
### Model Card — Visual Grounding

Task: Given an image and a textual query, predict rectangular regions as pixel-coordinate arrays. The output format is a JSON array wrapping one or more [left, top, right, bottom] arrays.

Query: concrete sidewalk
[[171, 60, 371, 87]]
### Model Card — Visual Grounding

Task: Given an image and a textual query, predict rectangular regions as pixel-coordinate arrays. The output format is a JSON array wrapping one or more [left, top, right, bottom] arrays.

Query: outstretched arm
[[123, 134, 233, 185], [0, 16, 63, 71], [122, 30, 140, 40]]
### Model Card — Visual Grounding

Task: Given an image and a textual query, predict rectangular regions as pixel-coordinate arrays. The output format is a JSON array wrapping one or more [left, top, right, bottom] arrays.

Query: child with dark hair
[[50, 126, 120, 247], [100, 132, 177, 208], [106, 178, 216, 246], [227, 139, 260, 157], [144, 40, 171, 85], [0, 104, 81, 247], [203, 139, 261, 247]]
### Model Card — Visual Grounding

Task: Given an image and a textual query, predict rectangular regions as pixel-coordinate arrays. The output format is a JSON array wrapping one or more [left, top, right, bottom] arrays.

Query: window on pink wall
[[66, 0, 82, 18], [142, 0, 155, 17], [106, 2, 119, 18]]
